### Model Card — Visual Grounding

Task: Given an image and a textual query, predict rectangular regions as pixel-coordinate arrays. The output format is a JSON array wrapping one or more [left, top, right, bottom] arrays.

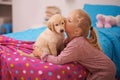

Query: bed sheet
[[0, 35, 88, 80]]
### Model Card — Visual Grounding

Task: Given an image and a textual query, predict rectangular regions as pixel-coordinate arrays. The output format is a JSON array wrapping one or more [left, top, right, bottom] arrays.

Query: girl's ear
[[77, 17, 84, 23], [73, 28, 83, 37]]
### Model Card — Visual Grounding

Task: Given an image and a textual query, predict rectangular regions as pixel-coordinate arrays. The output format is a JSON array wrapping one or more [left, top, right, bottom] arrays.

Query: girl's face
[[65, 11, 82, 37]]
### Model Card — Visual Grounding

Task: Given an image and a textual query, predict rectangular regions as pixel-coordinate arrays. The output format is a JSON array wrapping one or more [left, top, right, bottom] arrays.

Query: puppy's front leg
[[57, 43, 64, 55], [17, 50, 35, 58], [48, 43, 57, 56]]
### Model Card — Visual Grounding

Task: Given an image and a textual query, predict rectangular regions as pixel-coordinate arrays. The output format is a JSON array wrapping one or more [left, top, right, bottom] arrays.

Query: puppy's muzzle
[[60, 29, 64, 33]]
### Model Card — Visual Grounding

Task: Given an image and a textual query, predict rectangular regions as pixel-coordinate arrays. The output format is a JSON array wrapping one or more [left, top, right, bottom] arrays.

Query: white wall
[[12, 0, 120, 32]]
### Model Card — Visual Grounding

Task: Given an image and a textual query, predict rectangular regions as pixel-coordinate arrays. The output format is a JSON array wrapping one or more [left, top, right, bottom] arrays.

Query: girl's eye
[[68, 19, 72, 23], [55, 24, 58, 26]]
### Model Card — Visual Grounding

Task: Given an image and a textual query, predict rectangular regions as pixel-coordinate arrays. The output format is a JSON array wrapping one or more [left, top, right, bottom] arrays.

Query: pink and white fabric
[[0, 35, 88, 80]]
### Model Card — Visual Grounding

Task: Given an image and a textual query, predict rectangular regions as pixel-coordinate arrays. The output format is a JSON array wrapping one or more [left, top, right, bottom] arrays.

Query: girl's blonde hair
[[74, 9, 101, 50]]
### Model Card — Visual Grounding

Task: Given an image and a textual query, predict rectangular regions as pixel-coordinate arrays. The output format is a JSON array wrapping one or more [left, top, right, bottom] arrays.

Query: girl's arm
[[43, 42, 82, 65]]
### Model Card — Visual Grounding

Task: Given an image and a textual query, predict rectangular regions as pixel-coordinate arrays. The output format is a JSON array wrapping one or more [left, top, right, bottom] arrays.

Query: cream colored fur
[[18, 14, 65, 59]]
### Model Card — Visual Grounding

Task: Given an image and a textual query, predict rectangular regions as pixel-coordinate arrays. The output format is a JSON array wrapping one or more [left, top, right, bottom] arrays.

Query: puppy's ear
[[47, 21, 55, 32], [64, 18, 67, 23], [63, 18, 66, 26]]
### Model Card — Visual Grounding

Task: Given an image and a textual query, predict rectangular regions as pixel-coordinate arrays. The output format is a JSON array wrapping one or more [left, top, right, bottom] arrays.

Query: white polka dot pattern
[[0, 35, 88, 80]]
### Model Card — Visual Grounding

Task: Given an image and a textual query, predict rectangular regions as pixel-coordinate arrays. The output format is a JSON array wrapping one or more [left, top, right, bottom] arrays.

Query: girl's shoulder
[[67, 37, 85, 47]]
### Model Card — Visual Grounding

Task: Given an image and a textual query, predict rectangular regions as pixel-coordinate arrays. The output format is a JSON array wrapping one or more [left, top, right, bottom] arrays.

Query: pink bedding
[[0, 35, 88, 80]]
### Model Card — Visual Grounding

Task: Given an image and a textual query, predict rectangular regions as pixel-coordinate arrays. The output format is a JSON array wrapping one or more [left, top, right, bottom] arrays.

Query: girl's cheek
[[65, 25, 71, 33]]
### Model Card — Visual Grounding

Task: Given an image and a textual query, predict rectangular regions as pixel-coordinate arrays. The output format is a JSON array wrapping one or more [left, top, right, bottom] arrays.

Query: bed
[[0, 4, 120, 80], [0, 26, 89, 80], [83, 4, 120, 79]]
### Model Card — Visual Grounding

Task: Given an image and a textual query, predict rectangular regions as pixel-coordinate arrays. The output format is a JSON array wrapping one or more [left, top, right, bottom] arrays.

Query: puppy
[[18, 14, 65, 59]]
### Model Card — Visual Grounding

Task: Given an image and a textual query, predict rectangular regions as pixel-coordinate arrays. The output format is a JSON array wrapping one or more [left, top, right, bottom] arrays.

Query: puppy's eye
[[61, 22, 64, 25], [55, 24, 58, 26]]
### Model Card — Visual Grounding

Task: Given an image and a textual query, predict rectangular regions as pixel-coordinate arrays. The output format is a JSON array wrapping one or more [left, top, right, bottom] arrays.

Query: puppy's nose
[[60, 29, 64, 33]]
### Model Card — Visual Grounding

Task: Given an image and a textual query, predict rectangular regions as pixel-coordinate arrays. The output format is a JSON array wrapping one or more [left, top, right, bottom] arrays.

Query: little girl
[[41, 9, 116, 80]]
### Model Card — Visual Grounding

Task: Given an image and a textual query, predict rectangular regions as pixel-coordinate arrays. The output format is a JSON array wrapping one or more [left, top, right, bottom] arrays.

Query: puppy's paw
[[17, 49, 27, 56], [17, 49, 23, 55]]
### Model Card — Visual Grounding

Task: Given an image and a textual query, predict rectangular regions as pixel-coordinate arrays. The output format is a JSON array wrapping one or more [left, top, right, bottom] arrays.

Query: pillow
[[83, 4, 120, 27]]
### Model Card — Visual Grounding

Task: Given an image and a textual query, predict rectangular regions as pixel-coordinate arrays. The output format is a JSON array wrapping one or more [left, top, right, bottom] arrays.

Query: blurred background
[[0, 0, 120, 33]]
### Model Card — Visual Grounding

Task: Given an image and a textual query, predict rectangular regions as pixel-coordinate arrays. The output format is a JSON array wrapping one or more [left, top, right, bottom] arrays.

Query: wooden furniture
[[0, 0, 12, 34]]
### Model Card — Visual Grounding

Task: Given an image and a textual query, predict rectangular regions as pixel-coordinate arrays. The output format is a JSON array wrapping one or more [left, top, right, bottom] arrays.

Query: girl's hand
[[63, 37, 70, 46], [41, 52, 50, 62]]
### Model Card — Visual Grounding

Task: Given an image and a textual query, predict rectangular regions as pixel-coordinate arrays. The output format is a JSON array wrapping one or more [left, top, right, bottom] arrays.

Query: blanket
[[4, 27, 47, 41], [0, 35, 88, 80], [95, 27, 120, 78]]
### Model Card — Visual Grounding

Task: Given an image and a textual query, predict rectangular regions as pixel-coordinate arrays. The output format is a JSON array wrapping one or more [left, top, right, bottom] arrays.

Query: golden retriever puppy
[[18, 14, 65, 59]]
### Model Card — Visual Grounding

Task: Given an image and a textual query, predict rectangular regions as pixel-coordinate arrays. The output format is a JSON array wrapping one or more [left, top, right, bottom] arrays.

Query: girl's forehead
[[68, 12, 76, 17], [68, 13, 77, 19]]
